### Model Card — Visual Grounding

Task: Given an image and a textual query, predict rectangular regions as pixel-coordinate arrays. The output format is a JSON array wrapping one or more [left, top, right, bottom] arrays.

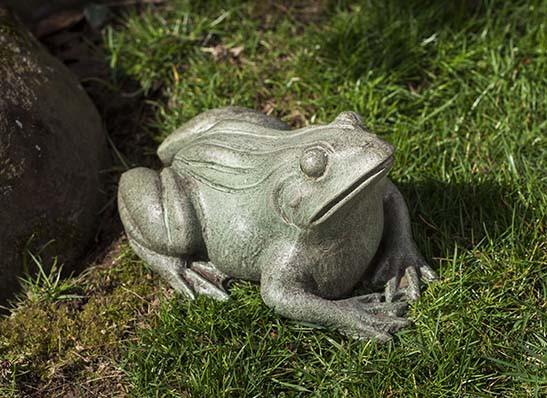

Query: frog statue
[[118, 107, 437, 341]]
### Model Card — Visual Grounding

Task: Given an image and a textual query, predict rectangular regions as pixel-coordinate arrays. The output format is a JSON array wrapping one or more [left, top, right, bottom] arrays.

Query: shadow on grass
[[398, 179, 532, 260]]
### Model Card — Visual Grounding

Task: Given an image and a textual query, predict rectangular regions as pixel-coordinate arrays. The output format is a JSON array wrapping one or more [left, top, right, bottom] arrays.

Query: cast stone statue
[[118, 107, 438, 341]]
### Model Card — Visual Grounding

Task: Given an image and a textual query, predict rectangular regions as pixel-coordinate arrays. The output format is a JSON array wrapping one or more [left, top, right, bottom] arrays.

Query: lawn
[[1, 0, 546, 396]]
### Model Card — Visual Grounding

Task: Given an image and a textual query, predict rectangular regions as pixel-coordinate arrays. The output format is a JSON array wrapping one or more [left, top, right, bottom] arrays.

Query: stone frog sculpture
[[118, 107, 437, 341]]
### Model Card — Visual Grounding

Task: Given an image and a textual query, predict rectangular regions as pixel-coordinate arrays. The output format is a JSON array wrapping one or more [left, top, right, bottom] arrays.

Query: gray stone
[[118, 106, 438, 341], [0, 9, 109, 305]]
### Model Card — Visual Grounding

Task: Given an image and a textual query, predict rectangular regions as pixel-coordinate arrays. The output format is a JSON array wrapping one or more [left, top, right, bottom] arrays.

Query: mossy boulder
[[0, 8, 109, 305]]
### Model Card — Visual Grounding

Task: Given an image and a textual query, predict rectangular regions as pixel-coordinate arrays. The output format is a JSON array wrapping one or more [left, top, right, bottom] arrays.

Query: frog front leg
[[118, 167, 229, 300], [370, 179, 438, 302], [259, 249, 411, 341]]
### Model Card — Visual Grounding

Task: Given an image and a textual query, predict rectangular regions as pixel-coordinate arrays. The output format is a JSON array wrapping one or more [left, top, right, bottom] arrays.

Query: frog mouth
[[310, 157, 393, 225]]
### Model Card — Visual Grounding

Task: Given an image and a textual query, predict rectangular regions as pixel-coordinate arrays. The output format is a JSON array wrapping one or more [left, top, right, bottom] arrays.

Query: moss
[[0, 241, 162, 395]]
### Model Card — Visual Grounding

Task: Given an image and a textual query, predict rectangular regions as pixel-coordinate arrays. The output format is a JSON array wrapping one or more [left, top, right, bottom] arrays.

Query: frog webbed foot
[[335, 294, 411, 341], [261, 272, 411, 342], [369, 248, 438, 303], [130, 239, 230, 301]]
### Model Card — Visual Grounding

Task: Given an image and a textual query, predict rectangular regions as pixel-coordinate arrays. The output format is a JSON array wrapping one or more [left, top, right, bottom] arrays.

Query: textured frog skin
[[118, 107, 437, 341]]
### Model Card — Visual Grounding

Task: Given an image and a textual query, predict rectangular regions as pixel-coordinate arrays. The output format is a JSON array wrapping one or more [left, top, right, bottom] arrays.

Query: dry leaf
[[229, 45, 244, 57], [201, 44, 244, 61]]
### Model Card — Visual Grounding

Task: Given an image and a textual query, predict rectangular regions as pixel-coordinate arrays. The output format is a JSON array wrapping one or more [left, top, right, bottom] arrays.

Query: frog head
[[171, 111, 393, 229], [274, 112, 394, 228]]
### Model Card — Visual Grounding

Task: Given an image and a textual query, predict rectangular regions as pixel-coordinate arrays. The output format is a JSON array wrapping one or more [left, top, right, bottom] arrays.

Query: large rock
[[0, 8, 109, 305]]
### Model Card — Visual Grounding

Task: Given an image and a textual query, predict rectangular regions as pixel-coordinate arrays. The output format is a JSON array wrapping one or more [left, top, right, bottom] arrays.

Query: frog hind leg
[[118, 166, 229, 301], [158, 106, 290, 166]]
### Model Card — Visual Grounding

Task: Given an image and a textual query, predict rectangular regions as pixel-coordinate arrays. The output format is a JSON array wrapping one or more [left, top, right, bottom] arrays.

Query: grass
[[1, 0, 546, 396], [15, 248, 84, 306], [0, 242, 162, 397]]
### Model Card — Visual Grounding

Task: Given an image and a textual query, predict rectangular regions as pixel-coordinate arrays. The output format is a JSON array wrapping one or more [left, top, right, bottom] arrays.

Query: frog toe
[[384, 265, 427, 303], [359, 300, 409, 317], [184, 268, 229, 301], [368, 315, 412, 334], [345, 314, 410, 341], [419, 264, 439, 282], [343, 295, 410, 319], [191, 261, 231, 291], [344, 325, 393, 342]]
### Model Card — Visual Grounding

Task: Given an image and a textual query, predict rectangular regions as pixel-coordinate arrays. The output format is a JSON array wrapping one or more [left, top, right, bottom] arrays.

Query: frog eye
[[300, 147, 328, 178]]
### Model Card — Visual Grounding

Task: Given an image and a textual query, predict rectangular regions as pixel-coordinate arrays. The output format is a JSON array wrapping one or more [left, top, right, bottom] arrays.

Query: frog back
[[158, 107, 290, 166], [167, 120, 301, 279]]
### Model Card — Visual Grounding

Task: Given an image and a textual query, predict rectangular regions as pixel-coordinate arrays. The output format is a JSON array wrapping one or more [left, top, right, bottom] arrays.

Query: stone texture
[[0, 8, 109, 305]]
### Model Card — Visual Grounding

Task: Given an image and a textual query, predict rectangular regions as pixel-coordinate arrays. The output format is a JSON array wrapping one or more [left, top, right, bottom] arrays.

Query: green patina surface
[[0, 0, 546, 396]]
